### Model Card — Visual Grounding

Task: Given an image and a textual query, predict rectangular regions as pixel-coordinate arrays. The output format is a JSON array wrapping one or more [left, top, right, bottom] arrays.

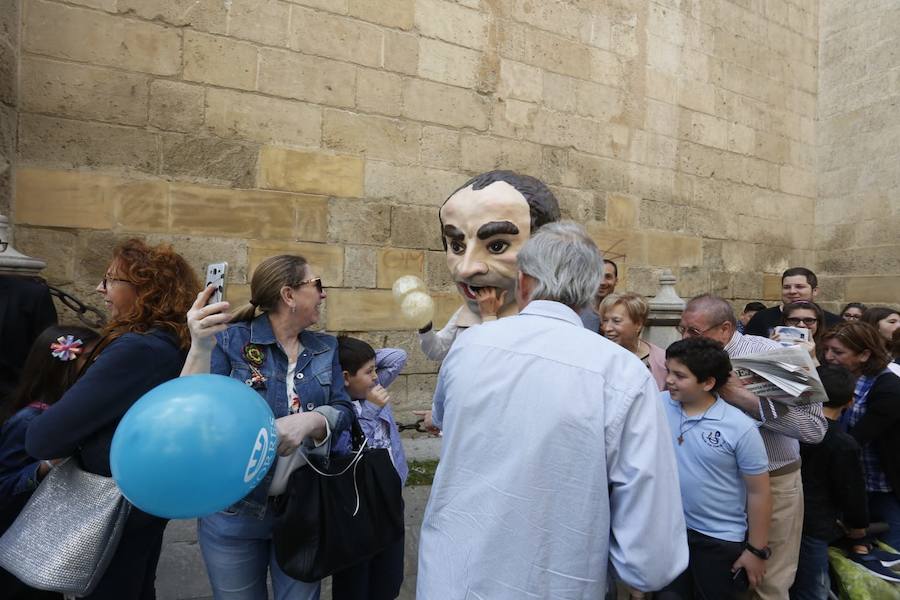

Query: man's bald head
[[679, 294, 737, 346]]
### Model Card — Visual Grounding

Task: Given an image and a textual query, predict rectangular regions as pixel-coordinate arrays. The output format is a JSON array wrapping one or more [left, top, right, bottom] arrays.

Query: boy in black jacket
[[790, 365, 900, 599]]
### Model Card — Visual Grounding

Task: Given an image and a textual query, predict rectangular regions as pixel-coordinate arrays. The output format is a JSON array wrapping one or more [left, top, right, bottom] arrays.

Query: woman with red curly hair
[[26, 238, 200, 599]]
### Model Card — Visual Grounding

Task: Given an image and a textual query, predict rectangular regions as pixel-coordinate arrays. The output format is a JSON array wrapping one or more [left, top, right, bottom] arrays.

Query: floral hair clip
[[50, 335, 84, 362]]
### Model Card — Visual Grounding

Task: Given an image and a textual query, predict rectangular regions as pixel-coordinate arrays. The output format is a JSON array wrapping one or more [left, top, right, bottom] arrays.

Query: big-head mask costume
[[439, 170, 561, 326]]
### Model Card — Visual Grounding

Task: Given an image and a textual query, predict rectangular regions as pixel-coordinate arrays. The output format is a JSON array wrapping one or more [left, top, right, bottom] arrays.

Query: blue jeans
[[789, 535, 830, 600], [869, 491, 900, 550], [198, 510, 320, 600]]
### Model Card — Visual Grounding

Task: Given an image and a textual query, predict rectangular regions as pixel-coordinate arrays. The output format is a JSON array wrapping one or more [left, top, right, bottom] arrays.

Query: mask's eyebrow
[[476, 221, 519, 240], [442, 224, 465, 241]]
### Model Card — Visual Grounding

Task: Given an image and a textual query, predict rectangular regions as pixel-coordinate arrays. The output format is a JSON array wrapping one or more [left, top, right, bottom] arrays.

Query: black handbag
[[271, 417, 404, 582]]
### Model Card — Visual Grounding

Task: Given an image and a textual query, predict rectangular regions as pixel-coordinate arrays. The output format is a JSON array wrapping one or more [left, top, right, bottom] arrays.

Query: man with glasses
[[678, 294, 827, 600], [745, 267, 842, 338]]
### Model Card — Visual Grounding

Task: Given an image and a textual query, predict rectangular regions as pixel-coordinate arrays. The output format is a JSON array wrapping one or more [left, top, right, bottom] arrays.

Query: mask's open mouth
[[458, 283, 486, 299]]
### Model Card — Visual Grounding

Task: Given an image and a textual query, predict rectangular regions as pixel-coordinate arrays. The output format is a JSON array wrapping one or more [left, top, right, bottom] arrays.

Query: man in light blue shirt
[[417, 222, 688, 599]]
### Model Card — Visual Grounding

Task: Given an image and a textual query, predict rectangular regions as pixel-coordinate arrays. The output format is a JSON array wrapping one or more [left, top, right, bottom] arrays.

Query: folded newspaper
[[731, 344, 827, 407]]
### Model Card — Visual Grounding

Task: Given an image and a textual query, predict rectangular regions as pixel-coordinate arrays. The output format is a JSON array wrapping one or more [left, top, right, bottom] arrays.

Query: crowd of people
[[0, 175, 898, 600]]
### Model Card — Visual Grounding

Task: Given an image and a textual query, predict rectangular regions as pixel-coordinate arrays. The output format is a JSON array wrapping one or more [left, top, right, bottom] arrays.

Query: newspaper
[[731, 344, 827, 407]]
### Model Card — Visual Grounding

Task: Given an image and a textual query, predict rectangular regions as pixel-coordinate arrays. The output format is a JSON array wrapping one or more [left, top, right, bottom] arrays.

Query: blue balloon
[[111, 374, 277, 519]]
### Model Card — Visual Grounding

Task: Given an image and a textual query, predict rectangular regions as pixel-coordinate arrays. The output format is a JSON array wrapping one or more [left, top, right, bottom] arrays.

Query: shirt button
[[296, 372, 304, 380], [306, 402, 315, 411]]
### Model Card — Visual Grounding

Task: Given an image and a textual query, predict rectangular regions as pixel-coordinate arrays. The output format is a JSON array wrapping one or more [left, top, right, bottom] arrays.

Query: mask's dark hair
[[666, 337, 733, 393], [816, 364, 856, 409], [1, 325, 101, 426], [782, 266, 818, 289], [440, 170, 561, 249], [337, 336, 376, 376], [603, 259, 618, 278], [743, 302, 767, 313]]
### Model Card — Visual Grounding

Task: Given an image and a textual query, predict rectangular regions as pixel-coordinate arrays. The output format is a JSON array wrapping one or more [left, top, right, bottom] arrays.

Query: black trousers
[[658, 529, 749, 600], [331, 532, 405, 600]]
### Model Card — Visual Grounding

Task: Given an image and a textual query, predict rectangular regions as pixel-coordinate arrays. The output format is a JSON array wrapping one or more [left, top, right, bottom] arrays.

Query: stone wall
[[0, 0, 18, 217], [10, 0, 820, 415], [816, 0, 900, 313]]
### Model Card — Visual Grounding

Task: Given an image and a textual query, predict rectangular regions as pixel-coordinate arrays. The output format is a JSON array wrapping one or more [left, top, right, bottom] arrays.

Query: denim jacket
[[211, 313, 354, 518], [0, 405, 44, 515]]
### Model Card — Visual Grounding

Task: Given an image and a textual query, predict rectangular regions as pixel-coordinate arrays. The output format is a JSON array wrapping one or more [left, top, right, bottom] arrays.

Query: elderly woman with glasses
[[25, 238, 200, 598], [181, 254, 354, 600], [599, 292, 667, 390]]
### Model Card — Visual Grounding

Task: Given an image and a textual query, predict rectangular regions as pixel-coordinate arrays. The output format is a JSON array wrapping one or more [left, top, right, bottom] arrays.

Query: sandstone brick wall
[[9, 0, 822, 416], [816, 0, 900, 314], [0, 0, 18, 216]]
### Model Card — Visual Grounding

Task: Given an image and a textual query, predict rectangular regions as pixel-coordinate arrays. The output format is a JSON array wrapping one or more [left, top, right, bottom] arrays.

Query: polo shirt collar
[[668, 393, 727, 422]]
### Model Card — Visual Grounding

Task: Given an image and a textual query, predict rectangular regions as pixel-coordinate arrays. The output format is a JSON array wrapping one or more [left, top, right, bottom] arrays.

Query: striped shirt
[[724, 331, 827, 471]]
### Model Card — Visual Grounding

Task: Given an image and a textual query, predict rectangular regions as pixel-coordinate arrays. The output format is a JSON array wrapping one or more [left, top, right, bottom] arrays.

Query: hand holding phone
[[204, 262, 228, 305]]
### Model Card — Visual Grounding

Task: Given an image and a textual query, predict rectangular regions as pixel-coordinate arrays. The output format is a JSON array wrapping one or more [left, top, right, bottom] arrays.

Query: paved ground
[[156, 439, 441, 600]]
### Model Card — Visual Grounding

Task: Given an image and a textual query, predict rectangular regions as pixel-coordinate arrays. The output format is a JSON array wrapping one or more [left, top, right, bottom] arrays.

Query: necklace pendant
[[677, 435, 684, 445]]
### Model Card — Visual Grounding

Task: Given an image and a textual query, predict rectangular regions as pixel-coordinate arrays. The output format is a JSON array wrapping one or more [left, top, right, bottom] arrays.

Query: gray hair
[[684, 294, 738, 327], [516, 221, 603, 309]]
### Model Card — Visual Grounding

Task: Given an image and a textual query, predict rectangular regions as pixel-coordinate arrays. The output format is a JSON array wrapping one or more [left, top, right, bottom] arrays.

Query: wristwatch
[[745, 542, 772, 560]]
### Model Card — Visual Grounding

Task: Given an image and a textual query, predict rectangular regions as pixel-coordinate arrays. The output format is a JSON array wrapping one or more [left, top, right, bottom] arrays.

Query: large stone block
[[227, 0, 291, 46], [149, 80, 205, 133], [25, 0, 181, 76], [605, 193, 637, 229], [348, 0, 414, 29], [248, 240, 343, 286], [115, 179, 169, 233], [12, 226, 79, 284], [365, 162, 464, 207], [458, 134, 542, 175], [418, 38, 482, 88], [117, 0, 227, 32], [143, 234, 249, 284], [205, 89, 321, 147], [328, 198, 391, 245], [414, 0, 489, 50], [376, 248, 425, 288], [390, 205, 442, 250], [419, 126, 461, 170], [402, 78, 489, 130], [424, 250, 455, 291], [325, 288, 405, 330], [497, 59, 543, 103], [323, 110, 420, 163], [344, 245, 377, 288], [21, 57, 149, 126], [259, 147, 364, 197], [501, 21, 592, 79], [169, 184, 301, 240], [257, 48, 356, 108], [19, 114, 159, 174], [16, 168, 129, 230], [160, 135, 258, 188], [356, 68, 403, 117], [183, 31, 257, 90], [384, 30, 419, 75], [289, 6, 383, 67]]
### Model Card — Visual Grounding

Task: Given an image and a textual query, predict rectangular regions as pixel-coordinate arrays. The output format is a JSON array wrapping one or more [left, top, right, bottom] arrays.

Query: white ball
[[400, 291, 435, 329], [392, 275, 427, 302]]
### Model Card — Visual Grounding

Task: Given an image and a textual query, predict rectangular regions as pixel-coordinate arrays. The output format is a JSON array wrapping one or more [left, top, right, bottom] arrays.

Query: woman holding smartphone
[[182, 254, 354, 600], [25, 239, 199, 598]]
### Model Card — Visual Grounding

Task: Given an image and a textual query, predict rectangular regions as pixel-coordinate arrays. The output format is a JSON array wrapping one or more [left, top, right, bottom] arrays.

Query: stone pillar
[[0, 0, 18, 217], [0, 213, 45, 274], [643, 269, 685, 350]]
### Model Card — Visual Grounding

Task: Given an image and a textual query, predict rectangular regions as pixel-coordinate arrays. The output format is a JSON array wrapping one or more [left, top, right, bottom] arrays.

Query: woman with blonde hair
[[182, 254, 354, 600], [26, 238, 200, 598], [599, 292, 667, 390]]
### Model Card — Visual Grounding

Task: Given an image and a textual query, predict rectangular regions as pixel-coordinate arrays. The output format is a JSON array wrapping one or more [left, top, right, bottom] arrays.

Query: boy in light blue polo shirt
[[658, 338, 772, 599]]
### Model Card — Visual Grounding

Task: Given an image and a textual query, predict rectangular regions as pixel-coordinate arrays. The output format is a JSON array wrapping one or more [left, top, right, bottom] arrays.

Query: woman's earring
[[291, 305, 296, 314]]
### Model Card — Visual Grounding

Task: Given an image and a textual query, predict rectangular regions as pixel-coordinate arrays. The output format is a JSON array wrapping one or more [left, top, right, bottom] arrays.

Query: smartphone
[[204, 262, 228, 305], [774, 325, 809, 346]]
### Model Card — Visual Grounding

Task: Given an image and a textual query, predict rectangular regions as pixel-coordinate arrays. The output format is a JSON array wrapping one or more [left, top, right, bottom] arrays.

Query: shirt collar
[[667, 392, 726, 422], [724, 331, 741, 354], [249, 313, 328, 354], [519, 300, 584, 328]]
